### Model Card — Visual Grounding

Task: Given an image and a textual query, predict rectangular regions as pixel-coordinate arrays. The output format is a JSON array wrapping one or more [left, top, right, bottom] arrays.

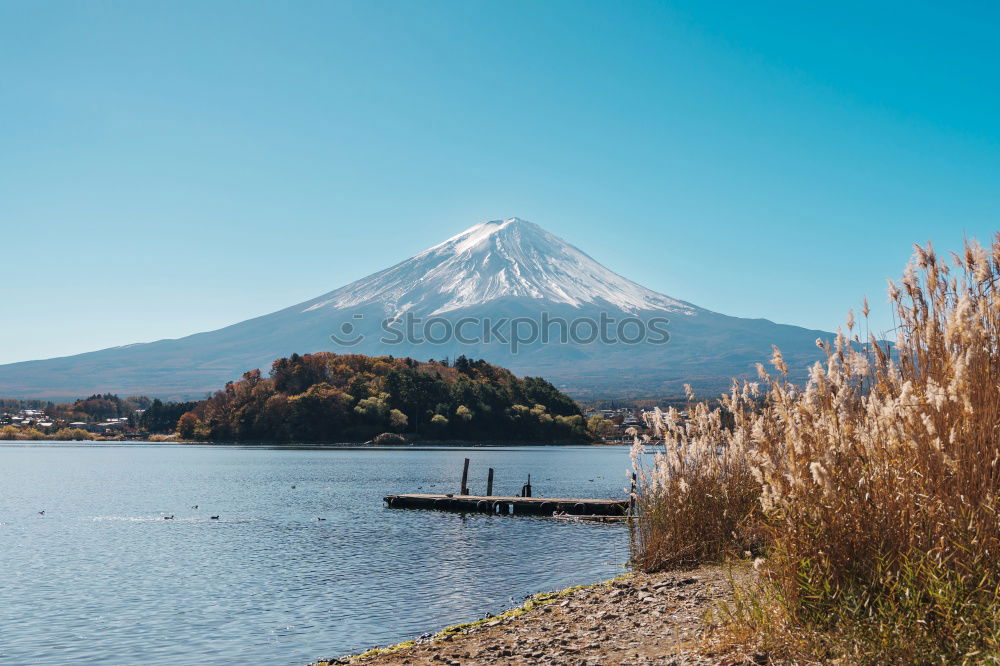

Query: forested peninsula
[[176, 352, 591, 444]]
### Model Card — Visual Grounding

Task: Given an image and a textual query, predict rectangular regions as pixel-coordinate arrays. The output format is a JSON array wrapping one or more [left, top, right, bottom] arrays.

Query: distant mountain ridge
[[0, 218, 829, 400]]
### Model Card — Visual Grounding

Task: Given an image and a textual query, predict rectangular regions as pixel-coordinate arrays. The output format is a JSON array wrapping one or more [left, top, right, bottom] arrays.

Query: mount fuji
[[0, 218, 829, 400]]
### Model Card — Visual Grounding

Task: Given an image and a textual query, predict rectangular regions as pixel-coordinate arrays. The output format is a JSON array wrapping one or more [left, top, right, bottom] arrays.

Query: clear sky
[[1, 1, 997, 364]]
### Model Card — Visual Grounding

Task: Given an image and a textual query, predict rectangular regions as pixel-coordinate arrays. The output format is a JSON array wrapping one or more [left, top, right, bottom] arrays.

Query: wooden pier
[[384, 458, 633, 517], [383, 493, 629, 517]]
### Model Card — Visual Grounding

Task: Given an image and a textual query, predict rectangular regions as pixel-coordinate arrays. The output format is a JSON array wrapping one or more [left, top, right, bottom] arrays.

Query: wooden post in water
[[486, 467, 494, 496], [460, 458, 470, 495], [630, 471, 637, 516]]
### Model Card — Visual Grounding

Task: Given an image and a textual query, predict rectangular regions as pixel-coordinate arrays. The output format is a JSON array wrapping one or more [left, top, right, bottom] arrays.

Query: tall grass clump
[[630, 386, 763, 570], [631, 233, 1000, 662], [0, 425, 46, 440], [51, 427, 95, 441]]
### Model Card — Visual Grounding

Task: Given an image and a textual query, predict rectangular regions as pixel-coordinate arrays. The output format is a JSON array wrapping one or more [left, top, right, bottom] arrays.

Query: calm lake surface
[[0, 443, 631, 664]]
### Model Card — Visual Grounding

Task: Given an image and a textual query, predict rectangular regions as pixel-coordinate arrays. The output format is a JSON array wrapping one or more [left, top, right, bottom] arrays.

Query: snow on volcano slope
[[303, 218, 695, 316]]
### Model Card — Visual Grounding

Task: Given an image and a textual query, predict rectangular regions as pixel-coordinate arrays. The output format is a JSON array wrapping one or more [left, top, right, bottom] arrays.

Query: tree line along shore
[[2, 354, 628, 445]]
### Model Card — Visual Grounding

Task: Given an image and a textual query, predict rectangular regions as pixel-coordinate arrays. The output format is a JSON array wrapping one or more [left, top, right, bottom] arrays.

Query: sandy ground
[[313, 566, 757, 666]]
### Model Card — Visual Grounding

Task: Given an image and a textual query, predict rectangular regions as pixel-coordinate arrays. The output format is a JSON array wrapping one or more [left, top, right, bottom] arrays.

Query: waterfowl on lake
[[192, 505, 198, 509], [210, 515, 219, 520], [164, 515, 174, 520], [317, 517, 326, 521], [38, 510, 45, 515]]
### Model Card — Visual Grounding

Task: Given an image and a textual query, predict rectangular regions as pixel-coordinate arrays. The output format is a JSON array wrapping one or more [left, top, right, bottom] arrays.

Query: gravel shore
[[313, 565, 750, 666]]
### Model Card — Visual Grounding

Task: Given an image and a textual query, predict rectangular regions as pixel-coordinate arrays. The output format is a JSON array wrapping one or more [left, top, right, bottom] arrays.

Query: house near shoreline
[[0, 409, 134, 436]]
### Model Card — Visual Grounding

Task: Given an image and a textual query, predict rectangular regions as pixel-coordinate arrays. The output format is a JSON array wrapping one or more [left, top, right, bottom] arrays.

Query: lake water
[[0, 443, 632, 664]]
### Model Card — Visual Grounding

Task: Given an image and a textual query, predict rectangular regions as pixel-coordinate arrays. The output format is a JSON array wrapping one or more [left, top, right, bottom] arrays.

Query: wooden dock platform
[[384, 493, 629, 517]]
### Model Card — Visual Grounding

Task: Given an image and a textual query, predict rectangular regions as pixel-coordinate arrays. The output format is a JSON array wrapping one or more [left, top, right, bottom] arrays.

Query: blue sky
[[1, 1, 997, 364]]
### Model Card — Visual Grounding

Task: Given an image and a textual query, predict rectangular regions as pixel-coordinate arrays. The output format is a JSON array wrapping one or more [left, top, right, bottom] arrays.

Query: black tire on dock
[[540, 502, 555, 515], [492, 501, 508, 515], [476, 500, 490, 512], [435, 498, 452, 511], [573, 503, 586, 515]]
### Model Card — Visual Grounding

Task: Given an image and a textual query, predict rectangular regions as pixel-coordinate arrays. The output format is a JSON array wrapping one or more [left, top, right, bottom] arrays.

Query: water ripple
[[0, 443, 631, 664]]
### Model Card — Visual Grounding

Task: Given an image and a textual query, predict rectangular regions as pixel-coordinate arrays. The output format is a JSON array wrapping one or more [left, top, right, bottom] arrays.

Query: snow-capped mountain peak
[[303, 217, 694, 315], [429, 217, 525, 254], [0, 215, 831, 400]]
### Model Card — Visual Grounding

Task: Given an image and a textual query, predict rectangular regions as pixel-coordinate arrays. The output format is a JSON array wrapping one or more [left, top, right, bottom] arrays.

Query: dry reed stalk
[[631, 233, 1000, 662]]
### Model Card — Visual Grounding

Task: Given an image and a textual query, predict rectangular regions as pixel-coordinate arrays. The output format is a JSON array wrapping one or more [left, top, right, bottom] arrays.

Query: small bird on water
[[192, 505, 198, 509], [317, 517, 326, 521], [164, 515, 174, 520], [210, 515, 219, 520], [38, 510, 45, 515]]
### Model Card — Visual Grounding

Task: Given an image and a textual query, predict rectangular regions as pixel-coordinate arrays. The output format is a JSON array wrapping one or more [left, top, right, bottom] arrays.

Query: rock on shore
[[314, 566, 749, 666]]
